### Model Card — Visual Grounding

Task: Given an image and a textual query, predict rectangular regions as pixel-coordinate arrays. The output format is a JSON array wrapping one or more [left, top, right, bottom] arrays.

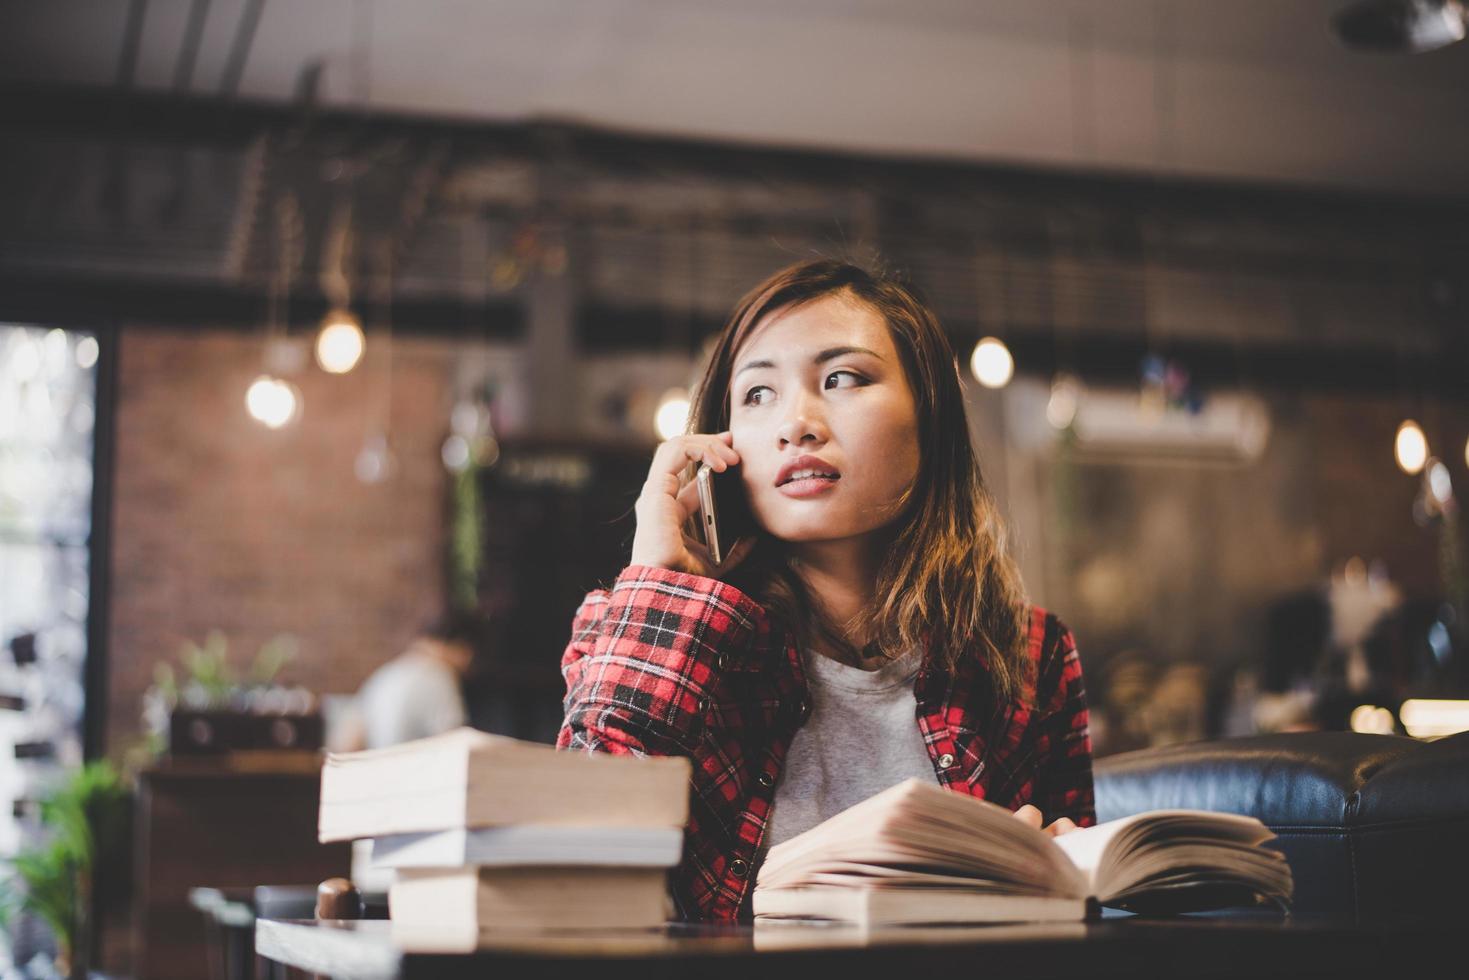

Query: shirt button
[[937, 752, 956, 769], [730, 859, 750, 878], [757, 772, 775, 788], [717, 652, 731, 670]]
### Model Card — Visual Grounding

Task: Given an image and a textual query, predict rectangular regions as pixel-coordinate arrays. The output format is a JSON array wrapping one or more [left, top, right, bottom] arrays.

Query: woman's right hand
[[630, 432, 756, 578]]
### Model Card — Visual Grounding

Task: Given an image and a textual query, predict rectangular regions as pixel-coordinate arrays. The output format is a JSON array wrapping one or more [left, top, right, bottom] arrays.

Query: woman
[[558, 259, 1093, 923]]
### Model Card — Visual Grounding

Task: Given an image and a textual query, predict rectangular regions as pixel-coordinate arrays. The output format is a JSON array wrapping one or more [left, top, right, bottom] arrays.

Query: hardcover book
[[318, 727, 691, 842], [753, 779, 1292, 927]]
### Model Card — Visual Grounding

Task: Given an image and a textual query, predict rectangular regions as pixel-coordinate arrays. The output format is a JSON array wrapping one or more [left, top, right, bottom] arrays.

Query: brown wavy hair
[[689, 258, 1034, 703]]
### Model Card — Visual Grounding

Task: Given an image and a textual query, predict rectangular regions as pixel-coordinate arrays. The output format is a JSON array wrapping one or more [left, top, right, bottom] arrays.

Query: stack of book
[[318, 727, 691, 950]]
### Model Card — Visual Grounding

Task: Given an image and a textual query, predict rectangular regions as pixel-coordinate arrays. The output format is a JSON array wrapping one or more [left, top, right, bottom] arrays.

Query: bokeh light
[[1427, 458, 1453, 505], [970, 337, 1014, 389], [1394, 419, 1427, 474], [1400, 699, 1469, 738], [75, 336, 99, 369], [245, 375, 299, 429], [1349, 705, 1395, 735], [355, 433, 396, 484], [655, 388, 690, 441], [315, 310, 366, 374], [1046, 374, 1081, 429]]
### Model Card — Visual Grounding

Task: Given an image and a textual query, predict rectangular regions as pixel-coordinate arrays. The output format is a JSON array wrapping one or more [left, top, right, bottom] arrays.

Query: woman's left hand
[[1012, 804, 1078, 837]]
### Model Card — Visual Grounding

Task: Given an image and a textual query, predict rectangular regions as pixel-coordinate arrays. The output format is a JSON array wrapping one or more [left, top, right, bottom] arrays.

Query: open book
[[318, 727, 691, 842], [753, 779, 1292, 926]]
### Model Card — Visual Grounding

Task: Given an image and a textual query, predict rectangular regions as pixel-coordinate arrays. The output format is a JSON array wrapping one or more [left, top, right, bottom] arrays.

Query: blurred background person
[[335, 609, 494, 751]]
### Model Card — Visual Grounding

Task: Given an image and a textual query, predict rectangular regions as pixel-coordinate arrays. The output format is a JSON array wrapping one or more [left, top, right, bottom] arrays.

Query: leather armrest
[[1095, 732, 1418, 826], [1094, 732, 1441, 926]]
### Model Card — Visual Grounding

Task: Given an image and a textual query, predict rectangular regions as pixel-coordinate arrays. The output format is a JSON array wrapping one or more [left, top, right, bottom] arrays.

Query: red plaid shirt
[[557, 564, 1094, 923]]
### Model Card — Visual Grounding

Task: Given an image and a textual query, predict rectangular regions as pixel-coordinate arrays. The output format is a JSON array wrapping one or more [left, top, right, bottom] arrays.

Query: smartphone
[[695, 463, 723, 565]]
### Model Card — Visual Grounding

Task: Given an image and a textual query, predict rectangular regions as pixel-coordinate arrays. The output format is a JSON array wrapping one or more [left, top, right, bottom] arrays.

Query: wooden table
[[256, 915, 1462, 980]]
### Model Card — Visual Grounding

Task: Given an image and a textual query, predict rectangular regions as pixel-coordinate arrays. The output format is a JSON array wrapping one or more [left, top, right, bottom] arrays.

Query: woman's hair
[[689, 258, 1034, 703]]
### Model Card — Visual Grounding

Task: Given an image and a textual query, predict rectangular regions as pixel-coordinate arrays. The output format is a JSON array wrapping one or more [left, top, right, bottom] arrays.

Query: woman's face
[[728, 293, 921, 548]]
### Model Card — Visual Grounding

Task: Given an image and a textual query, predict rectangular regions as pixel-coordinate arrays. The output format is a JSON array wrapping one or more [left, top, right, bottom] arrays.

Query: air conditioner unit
[[1068, 387, 1271, 464]]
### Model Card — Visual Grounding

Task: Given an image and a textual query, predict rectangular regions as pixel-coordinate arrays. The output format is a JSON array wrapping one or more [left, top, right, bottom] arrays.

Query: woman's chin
[[758, 515, 878, 546]]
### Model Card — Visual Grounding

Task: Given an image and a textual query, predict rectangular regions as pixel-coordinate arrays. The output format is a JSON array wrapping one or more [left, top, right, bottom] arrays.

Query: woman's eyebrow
[[733, 345, 883, 380]]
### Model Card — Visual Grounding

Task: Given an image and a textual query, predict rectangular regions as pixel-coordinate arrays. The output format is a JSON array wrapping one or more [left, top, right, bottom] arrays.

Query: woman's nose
[[776, 390, 829, 447]]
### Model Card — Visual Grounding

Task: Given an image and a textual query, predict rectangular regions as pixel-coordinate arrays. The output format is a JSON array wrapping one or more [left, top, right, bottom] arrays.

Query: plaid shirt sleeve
[[556, 564, 766, 758], [557, 564, 779, 922], [1029, 613, 1096, 828]]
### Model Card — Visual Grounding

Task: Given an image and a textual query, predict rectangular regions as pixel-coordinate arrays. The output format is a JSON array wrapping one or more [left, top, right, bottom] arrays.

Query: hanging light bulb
[[1394, 419, 1428, 474], [315, 308, 365, 374], [441, 434, 472, 473], [355, 432, 396, 484], [1427, 458, 1453, 506], [969, 337, 1014, 389], [451, 399, 483, 438], [654, 387, 691, 441], [1046, 373, 1082, 429], [449, 397, 500, 469], [245, 375, 299, 429], [1464, 433, 1469, 470]]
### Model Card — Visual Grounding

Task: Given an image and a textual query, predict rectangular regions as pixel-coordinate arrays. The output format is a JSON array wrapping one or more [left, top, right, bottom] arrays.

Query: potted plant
[[140, 631, 318, 757], [0, 761, 127, 980]]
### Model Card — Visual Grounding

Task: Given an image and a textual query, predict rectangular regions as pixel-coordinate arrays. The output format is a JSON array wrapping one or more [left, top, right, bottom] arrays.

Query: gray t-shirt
[[758, 645, 938, 864]]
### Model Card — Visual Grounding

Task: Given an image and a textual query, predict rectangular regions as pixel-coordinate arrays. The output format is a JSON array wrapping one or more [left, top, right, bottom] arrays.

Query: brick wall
[[105, 327, 456, 755]]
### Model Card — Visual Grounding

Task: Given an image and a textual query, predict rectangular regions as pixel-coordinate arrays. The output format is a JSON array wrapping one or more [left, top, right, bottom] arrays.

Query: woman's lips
[[777, 475, 840, 498]]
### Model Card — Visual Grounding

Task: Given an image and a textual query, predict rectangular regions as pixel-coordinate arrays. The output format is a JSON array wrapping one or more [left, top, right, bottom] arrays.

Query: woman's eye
[[824, 370, 866, 390], [743, 385, 773, 406]]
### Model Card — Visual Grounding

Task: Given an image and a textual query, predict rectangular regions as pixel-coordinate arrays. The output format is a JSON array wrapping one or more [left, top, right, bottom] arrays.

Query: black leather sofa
[[1094, 730, 1469, 927]]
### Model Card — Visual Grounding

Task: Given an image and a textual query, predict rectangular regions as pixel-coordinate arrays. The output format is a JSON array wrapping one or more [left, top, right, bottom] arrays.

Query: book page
[[1048, 816, 1146, 892], [757, 779, 1089, 898], [1051, 810, 1287, 906]]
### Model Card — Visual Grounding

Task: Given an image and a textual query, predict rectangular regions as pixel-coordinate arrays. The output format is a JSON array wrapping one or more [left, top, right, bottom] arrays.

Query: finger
[[675, 478, 701, 520], [693, 432, 740, 466], [653, 436, 717, 476], [700, 446, 731, 472], [1046, 817, 1078, 837], [661, 431, 734, 467], [715, 433, 740, 465], [645, 436, 739, 505], [1012, 805, 1043, 830]]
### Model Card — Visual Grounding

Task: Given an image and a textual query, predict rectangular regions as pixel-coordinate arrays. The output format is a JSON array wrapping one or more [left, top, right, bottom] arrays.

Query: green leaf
[[152, 661, 178, 703], [12, 841, 77, 946], [178, 630, 238, 703], [5, 761, 129, 954], [249, 634, 298, 685]]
